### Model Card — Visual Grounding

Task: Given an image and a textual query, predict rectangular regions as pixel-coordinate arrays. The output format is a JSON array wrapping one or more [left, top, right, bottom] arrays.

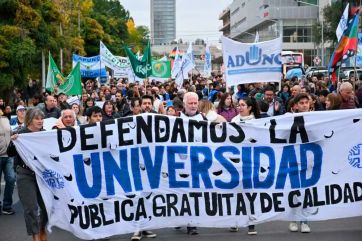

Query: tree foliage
[[312, 1, 343, 46], [0, 0, 149, 94]]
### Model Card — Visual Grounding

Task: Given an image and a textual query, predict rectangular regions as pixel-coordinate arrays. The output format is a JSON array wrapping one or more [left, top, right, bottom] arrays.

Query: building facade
[[219, 0, 335, 66], [151, 0, 176, 45]]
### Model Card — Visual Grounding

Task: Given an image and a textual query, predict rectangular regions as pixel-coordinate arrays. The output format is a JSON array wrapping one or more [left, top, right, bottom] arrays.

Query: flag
[[72, 54, 106, 78], [46, 53, 82, 95], [203, 44, 212, 77], [171, 47, 182, 78], [172, 43, 195, 86], [180, 42, 195, 76], [124, 42, 152, 78], [336, 3, 349, 41], [328, 9, 359, 83], [151, 59, 171, 79]]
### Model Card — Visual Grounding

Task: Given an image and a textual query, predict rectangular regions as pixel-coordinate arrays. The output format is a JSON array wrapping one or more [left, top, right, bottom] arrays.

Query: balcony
[[219, 8, 230, 20]]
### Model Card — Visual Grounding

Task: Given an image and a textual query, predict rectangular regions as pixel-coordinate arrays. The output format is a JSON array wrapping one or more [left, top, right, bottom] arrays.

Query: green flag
[[151, 60, 171, 78], [124, 42, 152, 78], [46, 53, 82, 95]]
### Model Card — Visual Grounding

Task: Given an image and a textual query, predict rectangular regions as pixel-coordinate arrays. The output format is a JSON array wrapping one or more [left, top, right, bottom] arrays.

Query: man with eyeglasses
[[10, 105, 26, 131]]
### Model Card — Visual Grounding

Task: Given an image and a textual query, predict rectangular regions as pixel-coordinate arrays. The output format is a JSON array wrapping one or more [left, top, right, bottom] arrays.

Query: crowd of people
[[0, 72, 361, 241]]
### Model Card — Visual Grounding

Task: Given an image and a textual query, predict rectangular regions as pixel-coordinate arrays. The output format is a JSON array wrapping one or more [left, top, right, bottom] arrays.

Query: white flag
[[171, 47, 182, 78], [203, 44, 212, 77], [336, 3, 349, 41], [180, 42, 194, 77]]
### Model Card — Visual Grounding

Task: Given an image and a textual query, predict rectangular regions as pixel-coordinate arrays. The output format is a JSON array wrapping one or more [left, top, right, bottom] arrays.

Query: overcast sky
[[120, 0, 233, 44]]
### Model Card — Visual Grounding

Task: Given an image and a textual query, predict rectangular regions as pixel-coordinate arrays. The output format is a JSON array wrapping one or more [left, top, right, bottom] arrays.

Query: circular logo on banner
[[348, 144, 362, 169], [152, 62, 167, 77], [42, 169, 65, 189]]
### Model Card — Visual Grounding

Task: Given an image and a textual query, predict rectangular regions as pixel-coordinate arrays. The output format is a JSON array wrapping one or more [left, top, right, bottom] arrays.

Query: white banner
[[13, 110, 362, 240], [100, 41, 129, 77], [222, 36, 282, 86]]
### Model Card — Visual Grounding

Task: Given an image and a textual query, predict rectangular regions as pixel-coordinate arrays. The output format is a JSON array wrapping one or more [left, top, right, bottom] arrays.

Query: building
[[150, 0, 176, 45], [219, 0, 335, 66]]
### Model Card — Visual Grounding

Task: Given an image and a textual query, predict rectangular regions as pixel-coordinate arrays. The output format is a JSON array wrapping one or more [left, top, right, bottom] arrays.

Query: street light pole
[[296, 0, 325, 66]]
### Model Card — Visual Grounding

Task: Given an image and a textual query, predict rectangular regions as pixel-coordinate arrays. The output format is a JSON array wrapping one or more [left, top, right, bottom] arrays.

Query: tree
[[312, 1, 343, 46], [0, 0, 150, 98]]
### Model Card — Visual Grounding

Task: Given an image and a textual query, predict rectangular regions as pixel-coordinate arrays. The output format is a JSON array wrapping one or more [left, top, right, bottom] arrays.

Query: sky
[[120, 0, 233, 44]]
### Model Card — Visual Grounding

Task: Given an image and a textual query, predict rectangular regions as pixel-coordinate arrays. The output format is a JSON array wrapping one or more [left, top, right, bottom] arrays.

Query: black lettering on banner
[[272, 193, 285, 212], [100, 203, 114, 226], [330, 184, 342, 204], [289, 116, 309, 143], [155, 115, 170, 142], [100, 119, 115, 148], [205, 192, 218, 216], [171, 118, 187, 143], [229, 123, 245, 143], [325, 185, 331, 205], [217, 193, 224, 216], [222, 193, 233, 215], [58, 127, 76, 152], [260, 193, 273, 213], [121, 199, 134, 221], [153, 195, 166, 217], [189, 192, 202, 216], [89, 204, 102, 228], [269, 119, 287, 143], [180, 194, 192, 216], [303, 188, 313, 208], [354, 182, 362, 201], [117, 117, 134, 146], [210, 122, 227, 143], [68, 204, 78, 224], [188, 120, 208, 142], [235, 193, 247, 215], [80, 124, 98, 151], [137, 115, 153, 144], [79, 205, 90, 229], [166, 193, 179, 216], [135, 198, 147, 221], [288, 190, 301, 208], [344, 183, 355, 203], [312, 187, 325, 206], [114, 200, 120, 222], [245, 193, 257, 215]]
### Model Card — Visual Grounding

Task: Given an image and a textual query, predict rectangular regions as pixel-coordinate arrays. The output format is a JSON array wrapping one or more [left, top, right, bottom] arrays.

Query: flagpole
[[99, 55, 102, 84]]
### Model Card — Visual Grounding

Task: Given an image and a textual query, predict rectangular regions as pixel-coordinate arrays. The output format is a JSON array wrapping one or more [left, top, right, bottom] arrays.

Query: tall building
[[151, 0, 176, 45], [219, 0, 335, 66]]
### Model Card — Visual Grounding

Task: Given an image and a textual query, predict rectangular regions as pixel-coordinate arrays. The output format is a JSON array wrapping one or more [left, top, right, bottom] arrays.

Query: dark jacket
[[38, 105, 61, 119], [7, 127, 33, 169]]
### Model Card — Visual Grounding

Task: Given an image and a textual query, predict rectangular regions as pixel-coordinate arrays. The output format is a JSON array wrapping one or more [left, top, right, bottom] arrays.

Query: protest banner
[[72, 54, 107, 78], [221, 36, 282, 86], [13, 109, 362, 239]]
